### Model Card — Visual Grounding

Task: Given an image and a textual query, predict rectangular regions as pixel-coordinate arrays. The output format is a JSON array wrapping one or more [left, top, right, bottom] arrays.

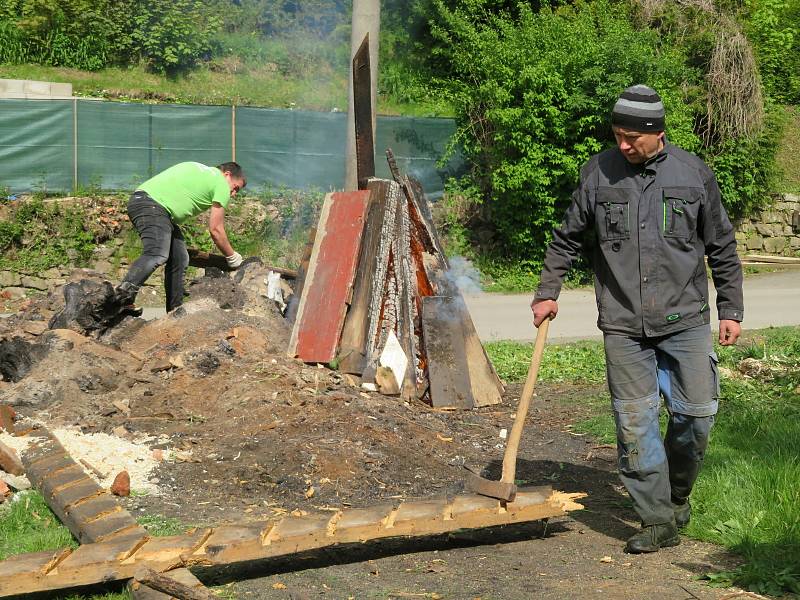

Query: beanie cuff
[[611, 112, 665, 132]]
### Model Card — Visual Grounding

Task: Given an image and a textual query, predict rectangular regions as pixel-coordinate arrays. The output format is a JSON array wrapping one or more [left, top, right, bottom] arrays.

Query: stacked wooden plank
[[288, 155, 503, 409]]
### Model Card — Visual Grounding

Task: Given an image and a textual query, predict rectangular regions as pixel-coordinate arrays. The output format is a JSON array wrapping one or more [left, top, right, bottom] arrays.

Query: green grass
[[0, 61, 451, 117], [489, 327, 800, 596], [690, 326, 800, 596], [776, 106, 800, 194], [485, 339, 606, 384], [0, 491, 77, 560], [136, 514, 187, 537]]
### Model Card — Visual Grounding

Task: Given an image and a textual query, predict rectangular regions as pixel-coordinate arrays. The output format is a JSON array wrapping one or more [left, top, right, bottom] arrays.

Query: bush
[[703, 105, 784, 219], [0, 0, 223, 73], [744, 0, 800, 103], [130, 0, 223, 73], [430, 0, 700, 264]]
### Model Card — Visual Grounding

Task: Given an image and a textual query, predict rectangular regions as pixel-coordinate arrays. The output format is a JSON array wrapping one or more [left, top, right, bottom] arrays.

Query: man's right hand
[[531, 298, 558, 327], [225, 251, 243, 269]]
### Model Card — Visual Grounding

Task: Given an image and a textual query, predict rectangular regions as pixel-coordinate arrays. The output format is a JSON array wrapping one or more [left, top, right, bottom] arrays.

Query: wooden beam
[[131, 568, 215, 600], [0, 489, 584, 597], [21, 428, 148, 545], [353, 34, 375, 188], [338, 180, 390, 374], [186, 248, 297, 279]]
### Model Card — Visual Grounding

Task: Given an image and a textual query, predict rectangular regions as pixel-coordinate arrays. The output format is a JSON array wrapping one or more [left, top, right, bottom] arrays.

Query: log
[[187, 248, 297, 279], [133, 568, 216, 600], [742, 254, 800, 265], [0, 489, 584, 597], [338, 180, 390, 374], [21, 428, 147, 545]]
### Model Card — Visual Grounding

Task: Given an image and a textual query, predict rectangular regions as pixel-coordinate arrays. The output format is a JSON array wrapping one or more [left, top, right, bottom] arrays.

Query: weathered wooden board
[[0, 489, 584, 597], [421, 296, 475, 409], [287, 191, 370, 363], [338, 180, 390, 374], [129, 568, 209, 600], [463, 317, 505, 407], [362, 181, 400, 382]]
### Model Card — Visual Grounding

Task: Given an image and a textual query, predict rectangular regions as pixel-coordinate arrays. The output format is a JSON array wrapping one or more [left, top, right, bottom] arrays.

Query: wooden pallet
[[0, 488, 584, 597]]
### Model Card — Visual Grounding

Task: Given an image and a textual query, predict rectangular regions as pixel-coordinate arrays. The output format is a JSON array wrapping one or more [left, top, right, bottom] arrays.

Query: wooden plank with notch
[[21, 428, 148, 546], [0, 490, 584, 597]]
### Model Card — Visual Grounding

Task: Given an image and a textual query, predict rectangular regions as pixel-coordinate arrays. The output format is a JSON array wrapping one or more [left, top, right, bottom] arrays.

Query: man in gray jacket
[[531, 85, 744, 553]]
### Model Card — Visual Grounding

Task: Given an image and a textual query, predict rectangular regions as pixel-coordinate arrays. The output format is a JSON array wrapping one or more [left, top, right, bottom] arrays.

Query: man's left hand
[[719, 319, 741, 346]]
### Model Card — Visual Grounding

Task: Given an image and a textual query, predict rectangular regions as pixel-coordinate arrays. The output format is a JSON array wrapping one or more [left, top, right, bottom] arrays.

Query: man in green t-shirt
[[115, 161, 247, 313]]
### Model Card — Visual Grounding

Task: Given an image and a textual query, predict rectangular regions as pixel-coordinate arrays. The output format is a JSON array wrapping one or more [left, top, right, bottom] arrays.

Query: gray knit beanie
[[611, 85, 665, 132]]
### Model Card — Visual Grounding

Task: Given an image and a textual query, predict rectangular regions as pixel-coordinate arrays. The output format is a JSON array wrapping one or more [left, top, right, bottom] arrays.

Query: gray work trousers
[[121, 191, 189, 312], [604, 325, 719, 526]]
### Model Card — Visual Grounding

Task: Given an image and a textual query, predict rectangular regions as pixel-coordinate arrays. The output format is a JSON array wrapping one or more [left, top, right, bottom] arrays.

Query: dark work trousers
[[120, 191, 189, 312], [603, 325, 719, 526]]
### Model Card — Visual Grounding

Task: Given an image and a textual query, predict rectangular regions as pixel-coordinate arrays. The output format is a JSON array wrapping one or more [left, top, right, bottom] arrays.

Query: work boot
[[112, 282, 142, 318], [624, 522, 680, 553], [673, 500, 691, 528], [114, 281, 139, 304]]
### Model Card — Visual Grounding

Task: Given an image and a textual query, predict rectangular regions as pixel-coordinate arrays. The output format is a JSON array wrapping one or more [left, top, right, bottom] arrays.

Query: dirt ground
[[0, 268, 743, 599]]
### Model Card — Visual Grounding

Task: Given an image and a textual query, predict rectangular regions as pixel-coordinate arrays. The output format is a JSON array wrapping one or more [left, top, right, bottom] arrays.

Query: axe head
[[463, 466, 517, 502]]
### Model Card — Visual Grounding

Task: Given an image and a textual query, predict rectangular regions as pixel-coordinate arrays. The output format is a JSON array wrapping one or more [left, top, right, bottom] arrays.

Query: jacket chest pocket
[[595, 187, 631, 242], [662, 186, 702, 241]]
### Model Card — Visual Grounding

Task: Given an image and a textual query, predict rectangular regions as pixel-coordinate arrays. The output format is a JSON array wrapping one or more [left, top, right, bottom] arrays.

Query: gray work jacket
[[535, 143, 744, 337]]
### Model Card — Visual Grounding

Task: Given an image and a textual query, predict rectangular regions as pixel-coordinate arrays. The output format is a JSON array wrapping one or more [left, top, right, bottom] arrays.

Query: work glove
[[225, 251, 243, 269]]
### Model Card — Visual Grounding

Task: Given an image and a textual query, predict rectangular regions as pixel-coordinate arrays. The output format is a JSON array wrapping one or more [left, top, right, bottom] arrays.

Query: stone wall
[[0, 241, 163, 308], [734, 194, 800, 257]]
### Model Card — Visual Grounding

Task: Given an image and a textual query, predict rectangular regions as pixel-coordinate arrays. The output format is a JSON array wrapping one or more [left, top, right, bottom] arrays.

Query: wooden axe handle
[[500, 317, 550, 485]]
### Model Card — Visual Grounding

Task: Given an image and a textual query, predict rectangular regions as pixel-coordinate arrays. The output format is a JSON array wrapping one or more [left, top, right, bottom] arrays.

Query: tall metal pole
[[345, 0, 380, 191]]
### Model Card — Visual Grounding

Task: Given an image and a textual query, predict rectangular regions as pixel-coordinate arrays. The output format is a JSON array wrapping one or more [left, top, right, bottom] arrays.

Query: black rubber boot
[[113, 282, 143, 318], [673, 500, 691, 528], [625, 522, 680, 553]]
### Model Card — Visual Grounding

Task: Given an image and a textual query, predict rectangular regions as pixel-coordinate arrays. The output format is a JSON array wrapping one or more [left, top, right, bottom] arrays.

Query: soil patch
[[0, 272, 742, 598]]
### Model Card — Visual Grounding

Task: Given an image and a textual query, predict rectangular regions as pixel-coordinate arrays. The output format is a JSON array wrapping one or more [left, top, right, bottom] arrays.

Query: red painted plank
[[288, 191, 370, 363]]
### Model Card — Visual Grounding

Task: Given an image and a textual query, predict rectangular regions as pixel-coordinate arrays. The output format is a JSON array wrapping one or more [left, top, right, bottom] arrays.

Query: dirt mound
[[0, 266, 483, 522]]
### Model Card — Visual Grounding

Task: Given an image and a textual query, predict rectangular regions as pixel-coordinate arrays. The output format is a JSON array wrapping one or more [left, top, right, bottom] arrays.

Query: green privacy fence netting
[[0, 99, 464, 197]]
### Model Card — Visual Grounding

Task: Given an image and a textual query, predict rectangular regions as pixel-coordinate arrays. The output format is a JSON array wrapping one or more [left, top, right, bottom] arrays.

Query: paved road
[[10, 270, 794, 344], [465, 269, 800, 343]]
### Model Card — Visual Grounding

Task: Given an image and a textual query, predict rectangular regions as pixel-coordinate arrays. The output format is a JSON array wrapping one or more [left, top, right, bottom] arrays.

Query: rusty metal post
[[345, 0, 380, 190]]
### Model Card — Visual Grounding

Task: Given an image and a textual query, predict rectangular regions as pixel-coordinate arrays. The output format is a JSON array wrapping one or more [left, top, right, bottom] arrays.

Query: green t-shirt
[[138, 162, 230, 224]]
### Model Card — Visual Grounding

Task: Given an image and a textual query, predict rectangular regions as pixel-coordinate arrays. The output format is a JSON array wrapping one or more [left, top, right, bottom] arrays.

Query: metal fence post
[[72, 98, 78, 192], [232, 105, 236, 162]]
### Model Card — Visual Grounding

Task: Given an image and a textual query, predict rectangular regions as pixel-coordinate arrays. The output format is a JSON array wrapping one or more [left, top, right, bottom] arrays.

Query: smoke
[[444, 256, 483, 295]]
